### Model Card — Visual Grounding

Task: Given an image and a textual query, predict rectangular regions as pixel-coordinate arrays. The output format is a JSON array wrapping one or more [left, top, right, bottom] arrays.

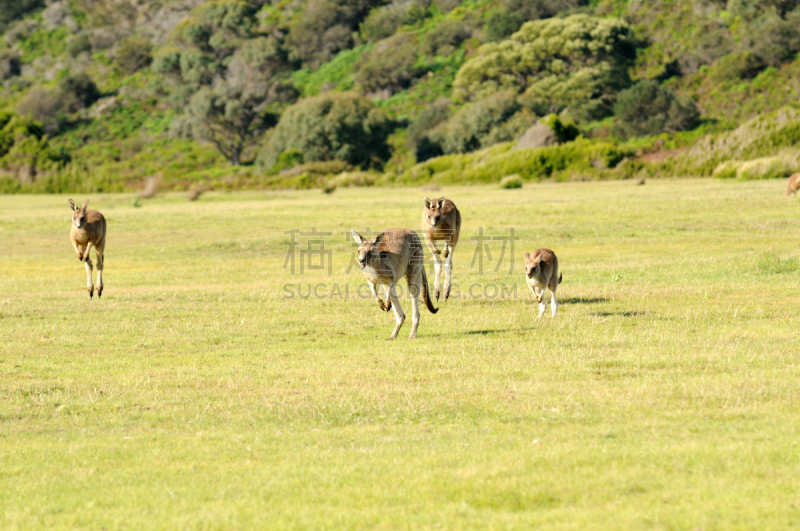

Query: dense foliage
[[0, 0, 799, 192]]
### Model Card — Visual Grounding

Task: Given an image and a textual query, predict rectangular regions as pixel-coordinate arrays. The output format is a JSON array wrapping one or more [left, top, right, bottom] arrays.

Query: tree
[[453, 15, 636, 120], [256, 92, 391, 171], [613, 80, 700, 138], [151, 2, 295, 166], [116, 37, 153, 74], [284, 0, 373, 69], [354, 34, 421, 94]]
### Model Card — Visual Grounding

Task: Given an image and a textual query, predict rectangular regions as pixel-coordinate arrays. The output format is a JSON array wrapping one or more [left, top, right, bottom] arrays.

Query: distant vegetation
[[0, 0, 799, 193]]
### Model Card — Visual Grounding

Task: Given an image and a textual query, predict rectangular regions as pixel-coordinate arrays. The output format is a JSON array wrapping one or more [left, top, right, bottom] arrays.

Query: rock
[[516, 122, 560, 150]]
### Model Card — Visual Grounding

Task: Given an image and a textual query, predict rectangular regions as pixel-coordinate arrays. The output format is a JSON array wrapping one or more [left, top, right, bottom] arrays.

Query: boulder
[[516, 122, 559, 150]]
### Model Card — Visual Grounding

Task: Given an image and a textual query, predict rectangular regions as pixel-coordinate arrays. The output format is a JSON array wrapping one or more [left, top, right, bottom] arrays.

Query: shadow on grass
[[466, 328, 537, 335], [561, 297, 608, 304], [592, 310, 648, 317]]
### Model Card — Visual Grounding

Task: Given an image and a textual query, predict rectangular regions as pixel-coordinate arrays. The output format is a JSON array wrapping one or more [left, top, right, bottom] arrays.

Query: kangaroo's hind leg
[[443, 242, 455, 301], [387, 284, 405, 340], [95, 244, 104, 298], [84, 256, 94, 298]]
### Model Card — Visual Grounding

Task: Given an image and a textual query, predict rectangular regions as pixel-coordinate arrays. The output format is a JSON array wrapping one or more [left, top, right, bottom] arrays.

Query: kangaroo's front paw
[[432, 249, 441, 255], [87, 287, 94, 299], [97, 286, 103, 298], [444, 286, 451, 300], [378, 298, 391, 312], [77, 254, 84, 261]]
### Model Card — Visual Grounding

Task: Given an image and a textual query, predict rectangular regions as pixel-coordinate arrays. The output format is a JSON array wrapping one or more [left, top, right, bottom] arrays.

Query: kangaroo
[[524, 249, 562, 318], [422, 197, 461, 301], [787, 173, 800, 196], [69, 199, 106, 298], [352, 229, 437, 339]]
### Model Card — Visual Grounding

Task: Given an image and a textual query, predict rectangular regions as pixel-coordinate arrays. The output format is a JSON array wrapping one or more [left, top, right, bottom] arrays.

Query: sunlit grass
[[1, 179, 800, 528]]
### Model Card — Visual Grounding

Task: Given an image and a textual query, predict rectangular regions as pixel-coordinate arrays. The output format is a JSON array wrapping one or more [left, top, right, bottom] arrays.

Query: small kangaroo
[[787, 173, 800, 196], [422, 197, 461, 301], [524, 248, 562, 318], [352, 229, 438, 339], [69, 199, 106, 298]]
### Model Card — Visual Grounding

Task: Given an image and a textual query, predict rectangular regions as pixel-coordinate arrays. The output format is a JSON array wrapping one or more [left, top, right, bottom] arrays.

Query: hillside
[[0, 0, 799, 193]]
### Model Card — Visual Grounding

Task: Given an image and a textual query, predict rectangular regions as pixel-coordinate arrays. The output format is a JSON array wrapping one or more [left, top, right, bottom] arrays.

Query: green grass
[[2, 179, 800, 528]]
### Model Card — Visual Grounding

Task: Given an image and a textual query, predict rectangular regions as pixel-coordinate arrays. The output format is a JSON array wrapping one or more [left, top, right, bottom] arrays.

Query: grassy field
[[2, 179, 800, 529]]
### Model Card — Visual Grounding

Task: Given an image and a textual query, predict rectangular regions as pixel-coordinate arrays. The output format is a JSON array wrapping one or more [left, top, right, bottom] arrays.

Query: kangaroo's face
[[69, 199, 89, 229], [352, 231, 386, 270], [524, 252, 540, 278], [423, 197, 445, 229]]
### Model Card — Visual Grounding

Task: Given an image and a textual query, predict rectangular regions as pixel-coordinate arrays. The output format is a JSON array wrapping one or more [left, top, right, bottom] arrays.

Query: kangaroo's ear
[[372, 232, 386, 245], [80, 199, 89, 211], [437, 198, 445, 209], [68, 199, 77, 211], [423, 197, 431, 209], [524, 251, 531, 261], [351, 230, 364, 244]]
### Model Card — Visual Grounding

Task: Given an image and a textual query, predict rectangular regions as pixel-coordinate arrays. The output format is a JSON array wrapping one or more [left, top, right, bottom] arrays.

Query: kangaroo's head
[[68, 199, 89, 229], [423, 197, 445, 229], [524, 251, 540, 279], [352, 231, 386, 270]]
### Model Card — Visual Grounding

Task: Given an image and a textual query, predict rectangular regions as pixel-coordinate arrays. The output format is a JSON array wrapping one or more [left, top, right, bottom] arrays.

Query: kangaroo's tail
[[421, 266, 438, 314], [558, 273, 563, 284]]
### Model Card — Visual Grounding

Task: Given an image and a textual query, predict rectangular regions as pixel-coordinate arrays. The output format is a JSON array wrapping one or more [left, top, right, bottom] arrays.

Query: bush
[[116, 37, 153, 74], [0, 50, 20, 80], [354, 34, 421, 94], [750, 11, 800, 67], [484, 9, 524, 42], [257, 92, 392, 171], [430, 91, 520, 154], [710, 50, 764, 83], [58, 73, 101, 113], [735, 154, 798, 180], [500, 174, 523, 188], [16, 88, 62, 134], [284, 0, 373, 68], [423, 18, 471, 56], [711, 160, 741, 179], [0, 0, 43, 33], [361, 0, 427, 41], [455, 15, 636, 120], [67, 33, 92, 58], [613, 80, 700, 138], [407, 98, 450, 153]]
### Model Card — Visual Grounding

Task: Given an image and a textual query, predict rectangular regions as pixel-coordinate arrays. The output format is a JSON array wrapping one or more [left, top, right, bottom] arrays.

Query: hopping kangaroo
[[68, 199, 106, 298], [352, 229, 437, 339], [787, 173, 800, 196], [422, 197, 461, 301], [524, 249, 562, 318]]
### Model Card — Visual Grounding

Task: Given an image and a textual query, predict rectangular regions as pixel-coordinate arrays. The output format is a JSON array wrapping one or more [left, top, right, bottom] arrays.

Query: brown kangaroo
[[69, 199, 106, 298], [352, 229, 437, 339], [524, 249, 562, 318], [787, 173, 800, 196], [422, 197, 461, 301]]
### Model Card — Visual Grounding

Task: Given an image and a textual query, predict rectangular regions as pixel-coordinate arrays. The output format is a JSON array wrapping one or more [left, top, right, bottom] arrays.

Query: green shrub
[[423, 18, 470, 57], [484, 9, 524, 42], [407, 98, 451, 160], [354, 34, 421, 94], [735, 154, 798, 180], [0, 50, 20, 80], [613, 80, 700, 138], [0, 0, 43, 33], [455, 15, 636, 120], [67, 33, 92, 58], [711, 51, 764, 83], [430, 91, 520, 154], [284, 0, 373, 68], [58, 73, 101, 112], [116, 37, 153, 74], [257, 92, 391, 171], [361, 0, 428, 41], [711, 160, 741, 179], [670, 105, 800, 176], [500, 174, 523, 188]]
